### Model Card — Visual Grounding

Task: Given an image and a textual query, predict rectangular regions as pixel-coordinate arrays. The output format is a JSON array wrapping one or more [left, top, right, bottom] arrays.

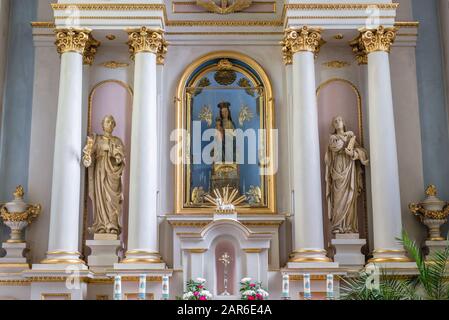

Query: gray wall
[[413, 0, 449, 212], [0, 0, 37, 243]]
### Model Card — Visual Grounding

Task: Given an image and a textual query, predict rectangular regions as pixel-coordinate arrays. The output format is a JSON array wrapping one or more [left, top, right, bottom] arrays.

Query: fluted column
[[122, 27, 167, 265], [42, 28, 99, 265], [281, 27, 331, 263], [357, 26, 409, 263]]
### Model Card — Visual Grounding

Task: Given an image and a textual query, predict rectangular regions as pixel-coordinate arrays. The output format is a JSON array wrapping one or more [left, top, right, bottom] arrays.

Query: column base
[[121, 250, 164, 264], [368, 249, 412, 263], [40, 250, 86, 266], [288, 249, 332, 263]]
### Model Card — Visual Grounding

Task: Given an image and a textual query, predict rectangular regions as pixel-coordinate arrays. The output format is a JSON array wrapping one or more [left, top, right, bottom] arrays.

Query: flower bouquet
[[182, 278, 213, 300], [240, 278, 269, 300]]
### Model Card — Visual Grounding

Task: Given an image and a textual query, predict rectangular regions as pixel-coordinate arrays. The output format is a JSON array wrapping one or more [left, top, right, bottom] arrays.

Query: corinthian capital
[[127, 27, 167, 61], [55, 28, 91, 55], [54, 28, 101, 65], [359, 26, 397, 54], [281, 26, 325, 61]]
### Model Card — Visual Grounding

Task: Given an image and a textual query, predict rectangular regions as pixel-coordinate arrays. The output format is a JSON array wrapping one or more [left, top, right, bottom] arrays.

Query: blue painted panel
[[0, 0, 37, 243]]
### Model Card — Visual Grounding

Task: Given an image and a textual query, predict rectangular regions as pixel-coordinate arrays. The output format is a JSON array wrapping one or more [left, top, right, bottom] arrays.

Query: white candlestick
[[138, 275, 146, 300], [326, 274, 334, 300], [282, 274, 290, 299], [114, 276, 122, 300], [162, 275, 169, 300], [303, 274, 311, 300]]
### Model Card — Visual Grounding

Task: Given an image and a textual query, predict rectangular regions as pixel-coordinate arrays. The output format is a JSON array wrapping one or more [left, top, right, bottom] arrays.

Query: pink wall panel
[[88, 81, 133, 248], [316, 79, 365, 250]]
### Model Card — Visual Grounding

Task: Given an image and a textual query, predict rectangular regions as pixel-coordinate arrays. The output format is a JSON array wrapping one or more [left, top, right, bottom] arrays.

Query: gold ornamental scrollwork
[[281, 26, 325, 61], [54, 28, 101, 65], [359, 26, 397, 54], [127, 27, 168, 62], [349, 36, 368, 65], [196, 0, 253, 14]]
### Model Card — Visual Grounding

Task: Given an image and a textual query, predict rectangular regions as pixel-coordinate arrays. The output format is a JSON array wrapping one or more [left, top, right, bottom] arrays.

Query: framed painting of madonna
[[175, 51, 277, 214]]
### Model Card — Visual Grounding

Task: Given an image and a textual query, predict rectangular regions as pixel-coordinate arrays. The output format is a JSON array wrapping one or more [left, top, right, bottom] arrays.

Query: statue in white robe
[[325, 116, 369, 235]]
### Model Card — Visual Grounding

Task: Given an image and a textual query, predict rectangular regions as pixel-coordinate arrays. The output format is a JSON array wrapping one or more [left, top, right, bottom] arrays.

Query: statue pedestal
[[0, 242, 29, 271], [425, 240, 449, 260], [331, 234, 366, 269], [86, 239, 121, 271]]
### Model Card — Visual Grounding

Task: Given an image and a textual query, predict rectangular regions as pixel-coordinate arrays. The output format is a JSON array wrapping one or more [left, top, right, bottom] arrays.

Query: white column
[[122, 27, 166, 265], [42, 29, 92, 265], [362, 27, 409, 262], [283, 27, 331, 263]]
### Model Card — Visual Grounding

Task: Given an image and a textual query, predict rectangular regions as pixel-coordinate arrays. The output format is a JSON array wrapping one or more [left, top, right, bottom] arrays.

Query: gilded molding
[[281, 26, 325, 59], [359, 26, 397, 54], [127, 27, 167, 60], [99, 61, 130, 69], [322, 60, 351, 69]]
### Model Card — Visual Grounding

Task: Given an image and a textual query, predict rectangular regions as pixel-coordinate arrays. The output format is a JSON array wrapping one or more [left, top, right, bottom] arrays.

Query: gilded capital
[[281, 26, 325, 60], [359, 26, 397, 54], [54, 28, 100, 65], [127, 27, 167, 60], [349, 37, 368, 65]]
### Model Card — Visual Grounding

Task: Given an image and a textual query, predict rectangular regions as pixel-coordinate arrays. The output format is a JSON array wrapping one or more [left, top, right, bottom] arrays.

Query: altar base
[[425, 240, 449, 260]]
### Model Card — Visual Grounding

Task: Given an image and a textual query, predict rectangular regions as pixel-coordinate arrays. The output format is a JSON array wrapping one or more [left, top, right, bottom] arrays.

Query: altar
[[0, 0, 435, 300]]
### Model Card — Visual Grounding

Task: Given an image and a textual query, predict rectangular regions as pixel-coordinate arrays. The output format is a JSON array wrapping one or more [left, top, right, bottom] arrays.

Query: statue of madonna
[[82, 115, 125, 236], [325, 116, 369, 235]]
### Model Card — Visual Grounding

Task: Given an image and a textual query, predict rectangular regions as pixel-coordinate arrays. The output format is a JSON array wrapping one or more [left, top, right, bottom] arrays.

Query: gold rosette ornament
[[409, 185, 449, 241], [0, 186, 41, 243]]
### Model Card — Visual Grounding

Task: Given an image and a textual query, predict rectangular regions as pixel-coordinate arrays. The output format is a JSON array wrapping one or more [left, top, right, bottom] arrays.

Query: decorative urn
[[409, 185, 449, 241], [0, 186, 41, 243]]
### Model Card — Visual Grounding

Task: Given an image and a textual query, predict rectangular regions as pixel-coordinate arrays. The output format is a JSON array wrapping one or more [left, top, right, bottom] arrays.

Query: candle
[[138, 275, 146, 300], [113, 275, 122, 301], [303, 274, 312, 300], [326, 274, 334, 300], [162, 275, 170, 300], [281, 274, 290, 299]]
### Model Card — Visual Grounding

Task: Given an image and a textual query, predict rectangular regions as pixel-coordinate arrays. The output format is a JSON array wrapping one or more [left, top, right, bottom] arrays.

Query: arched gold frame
[[82, 79, 133, 259], [316, 78, 369, 250], [175, 51, 277, 215]]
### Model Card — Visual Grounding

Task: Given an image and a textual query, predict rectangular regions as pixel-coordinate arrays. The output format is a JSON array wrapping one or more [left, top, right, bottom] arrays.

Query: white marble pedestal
[[86, 239, 121, 272], [332, 234, 366, 269], [0, 242, 29, 271], [425, 240, 449, 260]]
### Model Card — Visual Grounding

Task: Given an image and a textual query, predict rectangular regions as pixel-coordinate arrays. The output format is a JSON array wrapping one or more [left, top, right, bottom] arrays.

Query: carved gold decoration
[[127, 27, 167, 59], [54, 28, 100, 65], [359, 26, 397, 54], [100, 61, 130, 69], [238, 105, 254, 126], [198, 106, 213, 127], [281, 26, 325, 59], [246, 185, 262, 206], [333, 34, 344, 40], [205, 187, 247, 214], [214, 59, 237, 85], [54, 28, 90, 54], [191, 186, 207, 204], [409, 185, 449, 241], [322, 61, 351, 69], [349, 37, 368, 65], [196, 0, 252, 14], [105, 34, 116, 41]]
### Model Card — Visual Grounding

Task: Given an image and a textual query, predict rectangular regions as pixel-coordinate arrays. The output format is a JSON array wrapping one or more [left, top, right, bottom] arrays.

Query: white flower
[[183, 292, 194, 300], [242, 290, 256, 296], [241, 277, 252, 283], [201, 290, 212, 299], [257, 289, 269, 298], [196, 277, 206, 284]]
